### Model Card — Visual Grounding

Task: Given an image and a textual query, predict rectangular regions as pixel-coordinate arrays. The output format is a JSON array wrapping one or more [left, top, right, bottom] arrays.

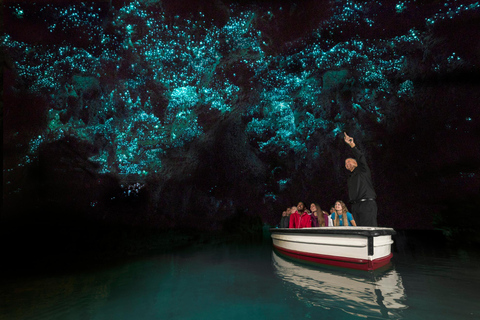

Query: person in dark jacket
[[343, 132, 378, 226], [280, 207, 291, 228]]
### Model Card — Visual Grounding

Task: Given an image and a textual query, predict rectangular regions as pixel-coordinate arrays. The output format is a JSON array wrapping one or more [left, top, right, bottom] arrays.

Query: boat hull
[[270, 227, 396, 271]]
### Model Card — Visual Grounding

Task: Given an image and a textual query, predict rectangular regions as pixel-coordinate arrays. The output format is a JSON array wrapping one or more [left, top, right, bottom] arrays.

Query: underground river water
[[1, 231, 479, 320]]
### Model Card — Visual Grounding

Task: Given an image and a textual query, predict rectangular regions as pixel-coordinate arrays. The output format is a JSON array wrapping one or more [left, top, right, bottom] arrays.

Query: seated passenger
[[279, 210, 286, 228], [328, 205, 335, 226], [280, 207, 291, 228], [310, 203, 328, 227], [331, 200, 357, 226], [327, 212, 333, 227], [330, 206, 335, 214], [289, 202, 312, 228]]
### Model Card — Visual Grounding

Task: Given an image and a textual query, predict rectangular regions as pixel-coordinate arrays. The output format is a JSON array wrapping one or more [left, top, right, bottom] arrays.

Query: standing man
[[343, 132, 378, 226]]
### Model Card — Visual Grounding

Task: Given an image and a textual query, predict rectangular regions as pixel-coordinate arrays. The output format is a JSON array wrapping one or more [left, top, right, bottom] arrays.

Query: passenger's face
[[297, 202, 305, 211], [310, 203, 316, 212], [292, 206, 297, 212], [335, 202, 343, 211], [286, 207, 292, 214]]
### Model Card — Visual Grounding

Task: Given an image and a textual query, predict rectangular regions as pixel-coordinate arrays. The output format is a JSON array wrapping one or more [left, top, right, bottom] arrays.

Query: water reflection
[[272, 251, 407, 319]]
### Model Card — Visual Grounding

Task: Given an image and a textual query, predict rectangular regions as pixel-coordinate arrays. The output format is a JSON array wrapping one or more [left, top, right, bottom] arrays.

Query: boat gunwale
[[269, 227, 396, 237]]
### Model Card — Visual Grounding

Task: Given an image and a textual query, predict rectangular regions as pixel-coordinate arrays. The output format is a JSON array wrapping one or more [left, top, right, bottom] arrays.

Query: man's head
[[345, 158, 358, 172], [297, 202, 305, 212]]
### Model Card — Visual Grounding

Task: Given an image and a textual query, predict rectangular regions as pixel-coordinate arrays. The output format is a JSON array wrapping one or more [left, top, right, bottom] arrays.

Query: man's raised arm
[[344, 132, 355, 148], [344, 132, 368, 168]]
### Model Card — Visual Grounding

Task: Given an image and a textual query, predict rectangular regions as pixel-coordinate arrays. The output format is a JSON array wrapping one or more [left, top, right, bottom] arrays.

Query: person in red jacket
[[289, 202, 312, 228]]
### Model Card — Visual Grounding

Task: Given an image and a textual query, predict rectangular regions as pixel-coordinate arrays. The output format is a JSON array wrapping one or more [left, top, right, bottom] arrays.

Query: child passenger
[[331, 200, 357, 226]]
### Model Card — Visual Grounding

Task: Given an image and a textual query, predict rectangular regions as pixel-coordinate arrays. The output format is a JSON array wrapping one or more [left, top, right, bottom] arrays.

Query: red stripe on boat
[[273, 244, 393, 271]]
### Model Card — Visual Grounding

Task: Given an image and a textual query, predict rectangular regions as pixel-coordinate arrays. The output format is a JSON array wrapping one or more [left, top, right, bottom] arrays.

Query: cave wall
[[2, 0, 479, 234]]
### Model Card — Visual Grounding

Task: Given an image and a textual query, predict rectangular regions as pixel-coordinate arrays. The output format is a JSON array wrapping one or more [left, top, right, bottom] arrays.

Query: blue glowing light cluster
[[3, 0, 478, 182]]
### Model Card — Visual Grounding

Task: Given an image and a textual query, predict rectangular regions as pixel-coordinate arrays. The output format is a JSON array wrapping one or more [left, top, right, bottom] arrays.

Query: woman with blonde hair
[[332, 200, 357, 226]]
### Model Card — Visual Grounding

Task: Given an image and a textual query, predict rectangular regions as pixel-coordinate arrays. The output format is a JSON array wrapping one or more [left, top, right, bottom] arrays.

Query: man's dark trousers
[[352, 200, 377, 227]]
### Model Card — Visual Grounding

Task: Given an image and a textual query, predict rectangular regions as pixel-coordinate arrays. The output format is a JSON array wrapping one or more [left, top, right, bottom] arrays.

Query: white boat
[[270, 227, 396, 270], [272, 251, 407, 319]]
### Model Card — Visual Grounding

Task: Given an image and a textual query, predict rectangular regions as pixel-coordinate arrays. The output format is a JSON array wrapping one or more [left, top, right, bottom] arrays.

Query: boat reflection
[[272, 251, 407, 319]]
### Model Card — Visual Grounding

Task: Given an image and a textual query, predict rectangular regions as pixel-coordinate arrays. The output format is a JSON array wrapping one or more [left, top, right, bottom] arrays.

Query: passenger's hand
[[344, 132, 355, 148]]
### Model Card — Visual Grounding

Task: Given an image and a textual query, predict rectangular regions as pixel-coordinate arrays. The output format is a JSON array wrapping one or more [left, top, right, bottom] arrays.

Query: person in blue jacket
[[331, 200, 357, 226]]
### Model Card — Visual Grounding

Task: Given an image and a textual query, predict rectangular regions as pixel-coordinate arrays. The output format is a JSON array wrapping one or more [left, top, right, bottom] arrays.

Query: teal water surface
[[1, 235, 479, 320]]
